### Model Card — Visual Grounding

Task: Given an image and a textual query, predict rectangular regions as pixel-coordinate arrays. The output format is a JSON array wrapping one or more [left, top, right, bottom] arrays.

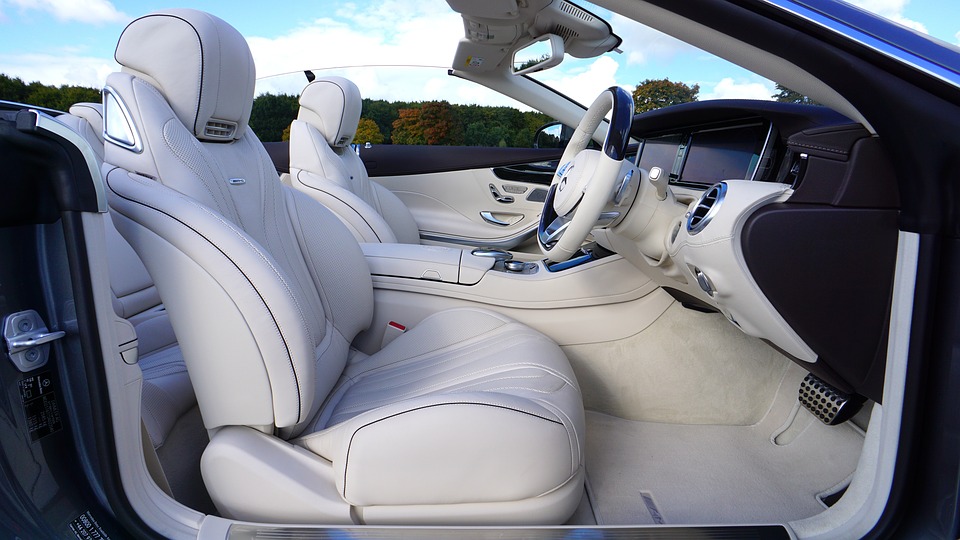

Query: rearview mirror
[[513, 34, 565, 75]]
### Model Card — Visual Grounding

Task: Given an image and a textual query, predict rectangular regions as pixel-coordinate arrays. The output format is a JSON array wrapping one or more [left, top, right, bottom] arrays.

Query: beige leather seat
[[103, 9, 584, 525], [289, 77, 422, 244]]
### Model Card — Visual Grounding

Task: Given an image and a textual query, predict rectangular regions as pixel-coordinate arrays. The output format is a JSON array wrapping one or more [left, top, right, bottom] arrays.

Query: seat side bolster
[[292, 169, 398, 244], [106, 167, 318, 429], [369, 181, 422, 244], [296, 394, 576, 507]]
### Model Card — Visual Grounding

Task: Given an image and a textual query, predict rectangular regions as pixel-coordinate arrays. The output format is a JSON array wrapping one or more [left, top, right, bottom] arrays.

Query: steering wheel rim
[[538, 86, 634, 262]]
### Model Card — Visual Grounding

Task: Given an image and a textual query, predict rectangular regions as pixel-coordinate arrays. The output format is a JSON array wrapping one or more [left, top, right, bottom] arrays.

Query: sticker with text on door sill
[[70, 510, 112, 540], [640, 491, 665, 524], [18, 371, 62, 441]]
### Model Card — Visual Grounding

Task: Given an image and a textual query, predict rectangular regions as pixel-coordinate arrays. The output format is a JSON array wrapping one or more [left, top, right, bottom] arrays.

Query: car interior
[[3, 0, 931, 536]]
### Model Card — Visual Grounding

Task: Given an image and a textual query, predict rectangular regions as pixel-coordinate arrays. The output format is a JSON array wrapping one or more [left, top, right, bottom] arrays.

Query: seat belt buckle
[[381, 321, 406, 348]]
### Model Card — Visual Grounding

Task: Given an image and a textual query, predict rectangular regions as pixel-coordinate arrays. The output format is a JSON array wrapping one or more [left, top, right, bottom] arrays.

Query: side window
[[252, 67, 559, 149]]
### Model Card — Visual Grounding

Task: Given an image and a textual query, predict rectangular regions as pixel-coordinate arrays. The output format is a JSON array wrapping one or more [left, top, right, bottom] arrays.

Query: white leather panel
[[293, 168, 400, 244], [115, 9, 255, 141], [297, 77, 362, 148], [296, 308, 584, 508], [372, 168, 543, 241], [290, 119, 421, 244], [107, 168, 317, 429]]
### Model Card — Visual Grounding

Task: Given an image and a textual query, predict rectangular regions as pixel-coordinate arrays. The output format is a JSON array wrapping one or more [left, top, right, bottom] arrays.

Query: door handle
[[480, 211, 512, 226]]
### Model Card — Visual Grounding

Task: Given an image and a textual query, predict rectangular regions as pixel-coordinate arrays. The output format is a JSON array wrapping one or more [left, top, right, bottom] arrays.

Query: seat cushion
[[294, 307, 584, 508]]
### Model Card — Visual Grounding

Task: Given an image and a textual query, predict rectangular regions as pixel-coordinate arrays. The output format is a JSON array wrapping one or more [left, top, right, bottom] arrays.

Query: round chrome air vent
[[686, 182, 727, 235]]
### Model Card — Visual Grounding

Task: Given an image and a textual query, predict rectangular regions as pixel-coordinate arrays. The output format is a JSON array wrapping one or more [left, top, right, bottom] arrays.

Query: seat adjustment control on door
[[3, 310, 65, 372], [488, 183, 515, 204]]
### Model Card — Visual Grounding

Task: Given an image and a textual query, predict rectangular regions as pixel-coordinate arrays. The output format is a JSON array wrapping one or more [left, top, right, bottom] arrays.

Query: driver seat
[[289, 77, 422, 244], [102, 9, 584, 525]]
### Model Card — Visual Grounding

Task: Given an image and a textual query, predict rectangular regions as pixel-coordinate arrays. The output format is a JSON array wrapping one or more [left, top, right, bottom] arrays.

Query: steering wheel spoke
[[538, 86, 635, 262]]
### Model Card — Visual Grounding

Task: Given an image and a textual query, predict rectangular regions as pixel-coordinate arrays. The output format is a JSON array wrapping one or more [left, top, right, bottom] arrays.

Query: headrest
[[297, 77, 362, 148], [69, 103, 104, 143], [114, 9, 255, 141]]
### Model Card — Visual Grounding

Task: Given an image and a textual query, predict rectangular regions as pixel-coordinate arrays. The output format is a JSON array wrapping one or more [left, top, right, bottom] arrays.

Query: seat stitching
[[332, 362, 568, 418], [108, 174, 306, 421]]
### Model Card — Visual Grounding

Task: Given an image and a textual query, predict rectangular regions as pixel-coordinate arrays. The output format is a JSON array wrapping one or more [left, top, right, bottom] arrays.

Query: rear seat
[[58, 104, 212, 511]]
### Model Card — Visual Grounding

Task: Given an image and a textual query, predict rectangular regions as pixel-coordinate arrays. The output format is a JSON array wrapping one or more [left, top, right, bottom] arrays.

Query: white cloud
[[609, 13, 699, 66], [844, 0, 927, 33], [249, 0, 467, 102], [955, 30, 960, 46], [700, 77, 775, 101], [0, 53, 117, 88], [532, 56, 623, 107], [1, 0, 128, 24]]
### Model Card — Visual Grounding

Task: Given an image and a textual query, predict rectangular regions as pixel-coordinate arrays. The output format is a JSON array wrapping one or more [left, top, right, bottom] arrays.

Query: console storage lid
[[360, 243, 494, 285]]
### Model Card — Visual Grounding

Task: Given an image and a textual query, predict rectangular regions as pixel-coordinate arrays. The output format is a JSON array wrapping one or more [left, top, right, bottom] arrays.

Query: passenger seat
[[288, 77, 422, 244]]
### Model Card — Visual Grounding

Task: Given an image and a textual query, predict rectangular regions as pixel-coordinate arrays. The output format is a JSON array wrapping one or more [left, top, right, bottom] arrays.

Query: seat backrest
[[289, 77, 421, 244], [103, 9, 374, 437]]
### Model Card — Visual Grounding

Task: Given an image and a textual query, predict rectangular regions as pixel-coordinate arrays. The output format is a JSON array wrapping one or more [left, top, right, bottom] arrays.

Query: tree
[[391, 101, 464, 146], [391, 107, 426, 145], [249, 93, 298, 142], [420, 101, 463, 145], [632, 78, 699, 113], [771, 83, 819, 105], [353, 117, 384, 145]]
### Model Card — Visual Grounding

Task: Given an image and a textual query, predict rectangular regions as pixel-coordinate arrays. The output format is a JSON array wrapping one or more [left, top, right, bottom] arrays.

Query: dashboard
[[614, 100, 899, 403]]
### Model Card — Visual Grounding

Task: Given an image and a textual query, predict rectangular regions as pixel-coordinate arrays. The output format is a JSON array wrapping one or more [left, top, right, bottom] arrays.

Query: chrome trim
[[538, 215, 571, 248], [420, 223, 537, 250], [31, 110, 108, 212], [686, 181, 727, 235], [750, 122, 776, 181], [480, 211, 512, 226], [102, 86, 144, 153], [762, 0, 960, 88], [614, 169, 634, 205], [596, 211, 621, 227]]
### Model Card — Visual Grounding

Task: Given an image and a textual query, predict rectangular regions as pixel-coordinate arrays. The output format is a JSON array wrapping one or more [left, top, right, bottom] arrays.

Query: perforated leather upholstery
[[102, 9, 584, 525], [289, 77, 421, 244]]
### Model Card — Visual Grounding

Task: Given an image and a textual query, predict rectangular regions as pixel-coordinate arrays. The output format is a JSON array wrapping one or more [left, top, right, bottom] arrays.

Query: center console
[[353, 242, 671, 353]]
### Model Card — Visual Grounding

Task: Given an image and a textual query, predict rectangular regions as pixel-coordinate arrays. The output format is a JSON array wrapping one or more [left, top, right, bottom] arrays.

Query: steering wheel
[[538, 87, 634, 262]]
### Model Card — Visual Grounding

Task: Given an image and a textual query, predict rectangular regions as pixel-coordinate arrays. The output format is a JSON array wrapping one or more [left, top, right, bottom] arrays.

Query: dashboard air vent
[[686, 181, 727, 235]]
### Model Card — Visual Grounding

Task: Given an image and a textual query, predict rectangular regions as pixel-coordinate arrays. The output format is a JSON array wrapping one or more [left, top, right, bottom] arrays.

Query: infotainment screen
[[679, 123, 768, 187], [636, 134, 683, 176], [634, 122, 770, 189]]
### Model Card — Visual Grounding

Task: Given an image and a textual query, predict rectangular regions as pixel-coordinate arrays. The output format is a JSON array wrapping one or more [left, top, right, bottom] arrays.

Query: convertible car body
[[1, 0, 958, 538]]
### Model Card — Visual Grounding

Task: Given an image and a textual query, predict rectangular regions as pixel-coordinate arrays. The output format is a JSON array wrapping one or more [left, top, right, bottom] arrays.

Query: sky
[[0, 0, 957, 108]]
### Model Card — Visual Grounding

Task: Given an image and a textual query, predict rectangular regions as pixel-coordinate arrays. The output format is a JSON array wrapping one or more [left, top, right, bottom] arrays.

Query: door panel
[[373, 167, 548, 246], [361, 145, 562, 249]]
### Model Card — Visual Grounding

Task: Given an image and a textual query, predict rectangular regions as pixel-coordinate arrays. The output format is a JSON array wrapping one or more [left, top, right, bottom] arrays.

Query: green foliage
[[771, 83, 819, 105], [249, 93, 298, 142], [0, 72, 556, 147], [0, 73, 101, 111], [632, 78, 699, 113], [353, 117, 384, 145], [515, 54, 550, 72]]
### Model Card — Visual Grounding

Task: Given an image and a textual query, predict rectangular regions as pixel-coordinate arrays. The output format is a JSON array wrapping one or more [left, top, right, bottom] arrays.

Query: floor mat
[[582, 372, 865, 525]]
